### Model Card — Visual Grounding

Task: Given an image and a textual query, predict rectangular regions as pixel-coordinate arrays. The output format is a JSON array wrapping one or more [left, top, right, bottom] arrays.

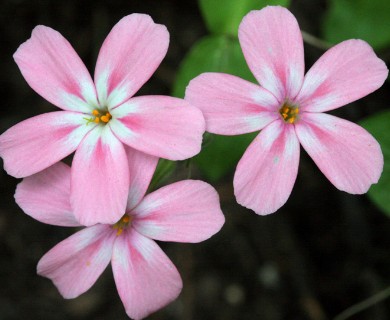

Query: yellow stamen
[[100, 115, 110, 123], [112, 214, 133, 236], [87, 109, 112, 125], [279, 102, 299, 124]]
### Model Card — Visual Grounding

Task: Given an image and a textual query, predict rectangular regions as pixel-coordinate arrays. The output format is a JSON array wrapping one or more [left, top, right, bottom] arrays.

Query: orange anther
[[122, 216, 130, 223], [94, 117, 100, 123], [92, 109, 100, 116], [101, 116, 109, 123]]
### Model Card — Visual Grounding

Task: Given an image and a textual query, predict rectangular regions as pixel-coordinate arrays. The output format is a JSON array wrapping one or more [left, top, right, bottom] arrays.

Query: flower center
[[279, 102, 299, 124], [84, 109, 112, 125], [112, 214, 133, 236]]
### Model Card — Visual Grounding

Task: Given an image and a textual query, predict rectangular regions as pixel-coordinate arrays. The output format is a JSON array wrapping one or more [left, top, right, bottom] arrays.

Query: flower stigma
[[112, 214, 133, 236], [279, 102, 299, 124], [84, 108, 112, 125]]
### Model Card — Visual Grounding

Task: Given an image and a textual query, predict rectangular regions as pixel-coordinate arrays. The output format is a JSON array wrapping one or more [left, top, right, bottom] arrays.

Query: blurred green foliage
[[172, 35, 256, 181], [323, 0, 390, 50], [199, 0, 290, 37], [173, 35, 255, 98], [148, 159, 176, 191], [174, 0, 390, 182], [360, 111, 390, 217], [174, 0, 289, 180], [194, 132, 257, 182]]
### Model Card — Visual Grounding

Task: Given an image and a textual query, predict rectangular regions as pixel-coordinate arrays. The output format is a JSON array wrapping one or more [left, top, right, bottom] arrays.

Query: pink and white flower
[[0, 14, 205, 226], [185, 6, 388, 215], [15, 148, 224, 320]]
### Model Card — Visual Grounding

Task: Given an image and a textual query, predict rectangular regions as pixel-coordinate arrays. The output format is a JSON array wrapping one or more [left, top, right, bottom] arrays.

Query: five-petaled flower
[[185, 6, 388, 215], [15, 149, 225, 320], [0, 13, 205, 226]]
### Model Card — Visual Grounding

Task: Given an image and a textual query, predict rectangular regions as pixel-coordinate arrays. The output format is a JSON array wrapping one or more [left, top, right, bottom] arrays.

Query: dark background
[[0, 0, 389, 319]]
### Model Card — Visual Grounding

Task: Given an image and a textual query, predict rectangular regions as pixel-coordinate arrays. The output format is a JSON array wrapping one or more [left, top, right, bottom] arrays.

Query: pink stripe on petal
[[297, 40, 388, 112], [37, 225, 115, 299], [185, 72, 279, 135], [15, 162, 80, 227], [295, 113, 383, 194], [239, 7, 305, 102], [0, 111, 93, 178], [14, 26, 98, 112], [125, 147, 159, 211], [95, 14, 169, 108], [132, 180, 225, 243], [110, 96, 205, 160], [112, 229, 182, 320], [234, 120, 300, 215], [71, 126, 129, 226]]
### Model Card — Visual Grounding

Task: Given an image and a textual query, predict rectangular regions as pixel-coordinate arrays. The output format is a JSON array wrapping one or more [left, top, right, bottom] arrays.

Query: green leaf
[[323, 0, 390, 50], [360, 110, 390, 216], [172, 35, 260, 181], [194, 132, 257, 181], [199, 0, 291, 36], [148, 159, 176, 192], [173, 35, 256, 98]]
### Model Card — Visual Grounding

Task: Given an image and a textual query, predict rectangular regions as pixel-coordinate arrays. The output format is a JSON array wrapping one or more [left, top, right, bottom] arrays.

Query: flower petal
[[15, 162, 80, 227], [110, 96, 205, 160], [95, 14, 169, 108], [0, 111, 93, 178], [238, 6, 304, 102], [185, 72, 280, 135], [37, 225, 115, 299], [234, 120, 300, 214], [132, 180, 225, 243], [296, 40, 388, 112], [112, 229, 182, 320], [14, 26, 98, 112], [71, 126, 129, 226], [126, 147, 159, 211], [295, 113, 383, 193]]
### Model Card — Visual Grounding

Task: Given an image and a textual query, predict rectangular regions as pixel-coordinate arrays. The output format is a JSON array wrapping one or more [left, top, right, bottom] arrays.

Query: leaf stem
[[333, 285, 390, 320], [301, 30, 332, 50]]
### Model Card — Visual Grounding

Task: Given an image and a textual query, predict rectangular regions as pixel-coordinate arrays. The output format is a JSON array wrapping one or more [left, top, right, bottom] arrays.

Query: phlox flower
[[15, 148, 224, 320], [0, 14, 205, 226], [185, 6, 388, 215]]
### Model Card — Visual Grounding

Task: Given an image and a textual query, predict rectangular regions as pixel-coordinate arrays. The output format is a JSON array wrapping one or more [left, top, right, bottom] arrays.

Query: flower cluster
[[0, 6, 387, 320]]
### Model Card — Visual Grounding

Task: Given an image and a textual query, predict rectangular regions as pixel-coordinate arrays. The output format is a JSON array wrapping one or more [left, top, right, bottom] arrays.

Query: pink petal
[[234, 120, 300, 214], [95, 14, 169, 108], [14, 26, 98, 113], [296, 40, 388, 112], [0, 111, 93, 178], [132, 180, 225, 243], [295, 113, 383, 194], [71, 126, 129, 226], [112, 229, 182, 320], [185, 72, 280, 135], [110, 96, 205, 160], [37, 225, 115, 299], [125, 147, 159, 211], [15, 162, 80, 227], [238, 7, 304, 102]]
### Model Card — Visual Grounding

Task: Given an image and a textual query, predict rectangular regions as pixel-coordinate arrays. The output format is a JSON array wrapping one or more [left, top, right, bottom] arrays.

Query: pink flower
[[15, 148, 224, 320], [185, 6, 388, 215], [0, 14, 205, 226]]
